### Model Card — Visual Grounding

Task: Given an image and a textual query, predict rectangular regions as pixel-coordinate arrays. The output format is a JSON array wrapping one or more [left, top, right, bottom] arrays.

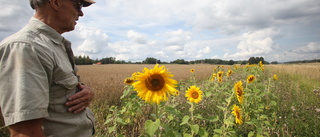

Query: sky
[[1, 0, 320, 62]]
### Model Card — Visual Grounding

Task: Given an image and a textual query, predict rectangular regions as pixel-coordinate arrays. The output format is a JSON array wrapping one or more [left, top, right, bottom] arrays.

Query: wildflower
[[190, 69, 195, 73], [217, 71, 223, 78], [132, 64, 178, 105], [273, 74, 278, 80], [185, 86, 203, 104], [218, 77, 223, 83], [131, 72, 139, 80], [247, 75, 255, 83], [234, 81, 244, 104], [124, 77, 135, 85], [259, 61, 264, 67], [232, 104, 243, 125], [211, 73, 217, 81], [261, 68, 265, 71], [227, 70, 233, 76]]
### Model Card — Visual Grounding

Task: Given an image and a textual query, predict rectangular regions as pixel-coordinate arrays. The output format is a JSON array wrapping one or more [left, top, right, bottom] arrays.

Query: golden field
[[77, 63, 320, 105], [1, 63, 320, 136], [77, 64, 222, 105]]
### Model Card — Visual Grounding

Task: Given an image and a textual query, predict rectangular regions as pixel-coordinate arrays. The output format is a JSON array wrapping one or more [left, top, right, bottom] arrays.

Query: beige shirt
[[0, 17, 95, 137]]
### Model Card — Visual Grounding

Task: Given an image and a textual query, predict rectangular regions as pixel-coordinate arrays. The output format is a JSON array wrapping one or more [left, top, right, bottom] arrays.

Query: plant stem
[[155, 104, 160, 137]]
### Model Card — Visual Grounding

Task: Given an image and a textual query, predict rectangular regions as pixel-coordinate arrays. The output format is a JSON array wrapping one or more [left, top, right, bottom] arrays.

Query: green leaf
[[199, 127, 208, 137], [116, 117, 127, 125], [195, 114, 203, 119], [145, 119, 160, 136], [108, 125, 116, 133], [214, 129, 222, 134], [165, 106, 181, 118], [190, 124, 199, 134], [217, 105, 225, 111], [104, 118, 113, 125], [165, 129, 182, 137], [208, 116, 219, 122], [180, 115, 190, 125], [120, 89, 131, 99], [248, 131, 255, 137], [271, 100, 277, 106], [183, 133, 192, 137]]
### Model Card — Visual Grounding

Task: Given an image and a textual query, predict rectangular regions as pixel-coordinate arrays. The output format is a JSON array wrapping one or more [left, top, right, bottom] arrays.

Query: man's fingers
[[68, 101, 89, 113]]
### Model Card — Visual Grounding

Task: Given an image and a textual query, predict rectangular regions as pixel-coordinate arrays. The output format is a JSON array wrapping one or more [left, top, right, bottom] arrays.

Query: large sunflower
[[246, 75, 255, 83], [232, 104, 243, 125], [132, 64, 178, 104], [234, 81, 244, 104], [185, 86, 203, 104]]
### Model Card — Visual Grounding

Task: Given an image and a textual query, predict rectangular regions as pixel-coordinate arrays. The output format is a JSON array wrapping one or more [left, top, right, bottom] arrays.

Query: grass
[[1, 63, 319, 137]]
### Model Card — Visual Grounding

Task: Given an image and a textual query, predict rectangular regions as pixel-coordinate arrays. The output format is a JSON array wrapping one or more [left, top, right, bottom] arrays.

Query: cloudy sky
[[1, 0, 320, 62]]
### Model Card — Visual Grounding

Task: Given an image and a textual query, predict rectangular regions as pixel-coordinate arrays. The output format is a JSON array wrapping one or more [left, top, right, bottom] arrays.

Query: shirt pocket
[[54, 72, 78, 90]]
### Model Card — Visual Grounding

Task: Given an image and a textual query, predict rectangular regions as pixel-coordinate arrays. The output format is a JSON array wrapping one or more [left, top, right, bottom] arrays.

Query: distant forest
[[73, 55, 320, 65]]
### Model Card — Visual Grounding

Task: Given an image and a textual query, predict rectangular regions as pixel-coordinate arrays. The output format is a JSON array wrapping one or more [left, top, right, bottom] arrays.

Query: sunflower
[[259, 61, 264, 67], [190, 69, 195, 73], [132, 64, 178, 104], [124, 77, 135, 85], [227, 70, 233, 76], [273, 74, 278, 80], [234, 81, 244, 104], [218, 77, 223, 83], [185, 86, 203, 104], [247, 75, 255, 83], [217, 71, 224, 78], [210, 73, 217, 81], [131, 72, 139, 80], [232, 104, 243, 125]]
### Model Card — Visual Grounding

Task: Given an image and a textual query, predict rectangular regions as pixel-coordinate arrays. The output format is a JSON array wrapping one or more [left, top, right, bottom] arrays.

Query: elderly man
[[0, 0, 96, 136]]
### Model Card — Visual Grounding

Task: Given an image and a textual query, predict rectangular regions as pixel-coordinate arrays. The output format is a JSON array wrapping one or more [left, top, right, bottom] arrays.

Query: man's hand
[[9, 118, 45, 137], [65, 83, 94, 113]]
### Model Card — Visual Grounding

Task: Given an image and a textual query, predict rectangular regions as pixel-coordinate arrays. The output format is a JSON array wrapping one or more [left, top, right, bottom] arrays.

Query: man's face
[[58, 0, 84, 33]]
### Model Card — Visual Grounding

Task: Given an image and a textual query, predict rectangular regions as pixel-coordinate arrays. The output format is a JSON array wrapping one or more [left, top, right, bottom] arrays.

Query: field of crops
[[78, 63, 320, 137], [1, 63, 319, 137]]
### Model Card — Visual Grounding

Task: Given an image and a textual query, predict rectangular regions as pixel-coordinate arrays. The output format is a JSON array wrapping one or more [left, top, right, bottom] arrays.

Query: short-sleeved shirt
[[0, 17, 95, 137]]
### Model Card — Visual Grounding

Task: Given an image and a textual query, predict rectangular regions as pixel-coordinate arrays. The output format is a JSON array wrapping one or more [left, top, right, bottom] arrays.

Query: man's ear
[[48, 0, 60, 10]]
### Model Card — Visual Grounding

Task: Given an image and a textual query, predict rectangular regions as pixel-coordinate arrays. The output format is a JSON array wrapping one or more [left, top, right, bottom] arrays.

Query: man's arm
[[9, 118, 45, 137]]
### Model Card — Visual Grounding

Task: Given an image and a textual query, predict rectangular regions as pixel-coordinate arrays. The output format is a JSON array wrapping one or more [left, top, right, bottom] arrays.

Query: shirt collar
[[29, 17, 66, 45]]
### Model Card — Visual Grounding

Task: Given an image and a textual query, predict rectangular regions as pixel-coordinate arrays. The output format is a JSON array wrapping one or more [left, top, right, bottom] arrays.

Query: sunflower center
[[145, 74, 165, 91], [191, 92, 199, 99]]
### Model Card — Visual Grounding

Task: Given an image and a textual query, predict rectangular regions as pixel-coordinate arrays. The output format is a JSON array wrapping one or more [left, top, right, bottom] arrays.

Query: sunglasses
[[70, 0, 83, 12]]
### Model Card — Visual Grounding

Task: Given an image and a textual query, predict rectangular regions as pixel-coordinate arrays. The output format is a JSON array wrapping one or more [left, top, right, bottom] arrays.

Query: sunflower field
[[88, 63, 320, 137], [1, 63, 319, 137]]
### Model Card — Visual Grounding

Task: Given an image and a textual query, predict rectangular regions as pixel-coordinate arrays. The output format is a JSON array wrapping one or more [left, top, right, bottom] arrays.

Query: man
[[0, 0, 96, 136]]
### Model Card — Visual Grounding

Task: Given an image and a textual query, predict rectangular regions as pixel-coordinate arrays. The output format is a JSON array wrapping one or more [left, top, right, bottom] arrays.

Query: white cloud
[[1, 0, 320, 62], [292, 42, 320, 54], [224, 28, 278, 60], [70, 25, 109, 58], [127, 30, 148, 44]]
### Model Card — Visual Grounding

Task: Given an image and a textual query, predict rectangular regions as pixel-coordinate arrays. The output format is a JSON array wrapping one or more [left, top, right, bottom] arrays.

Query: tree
[[228, 60, 235, 65], [144, 57, 158, 64], [171, 59, 188, 64]]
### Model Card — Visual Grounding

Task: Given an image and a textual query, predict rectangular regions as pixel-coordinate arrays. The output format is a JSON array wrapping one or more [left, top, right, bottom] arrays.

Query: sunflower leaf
[[145, 119, 160, 136], [180, 115, 190, 125], [190, 124, 199, 134], [199, 127, 209, 137]]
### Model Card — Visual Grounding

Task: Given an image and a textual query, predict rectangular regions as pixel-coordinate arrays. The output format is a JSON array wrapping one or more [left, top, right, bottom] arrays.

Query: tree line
[[74, 55, 319, 65]]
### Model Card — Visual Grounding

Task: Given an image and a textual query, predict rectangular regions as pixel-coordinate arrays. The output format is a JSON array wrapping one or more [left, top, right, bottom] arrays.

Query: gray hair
[[29, 0, 50, 9]]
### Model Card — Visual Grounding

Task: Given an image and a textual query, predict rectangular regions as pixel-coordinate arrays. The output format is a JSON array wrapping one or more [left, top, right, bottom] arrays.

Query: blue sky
[[1, 0, 320, 62]]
